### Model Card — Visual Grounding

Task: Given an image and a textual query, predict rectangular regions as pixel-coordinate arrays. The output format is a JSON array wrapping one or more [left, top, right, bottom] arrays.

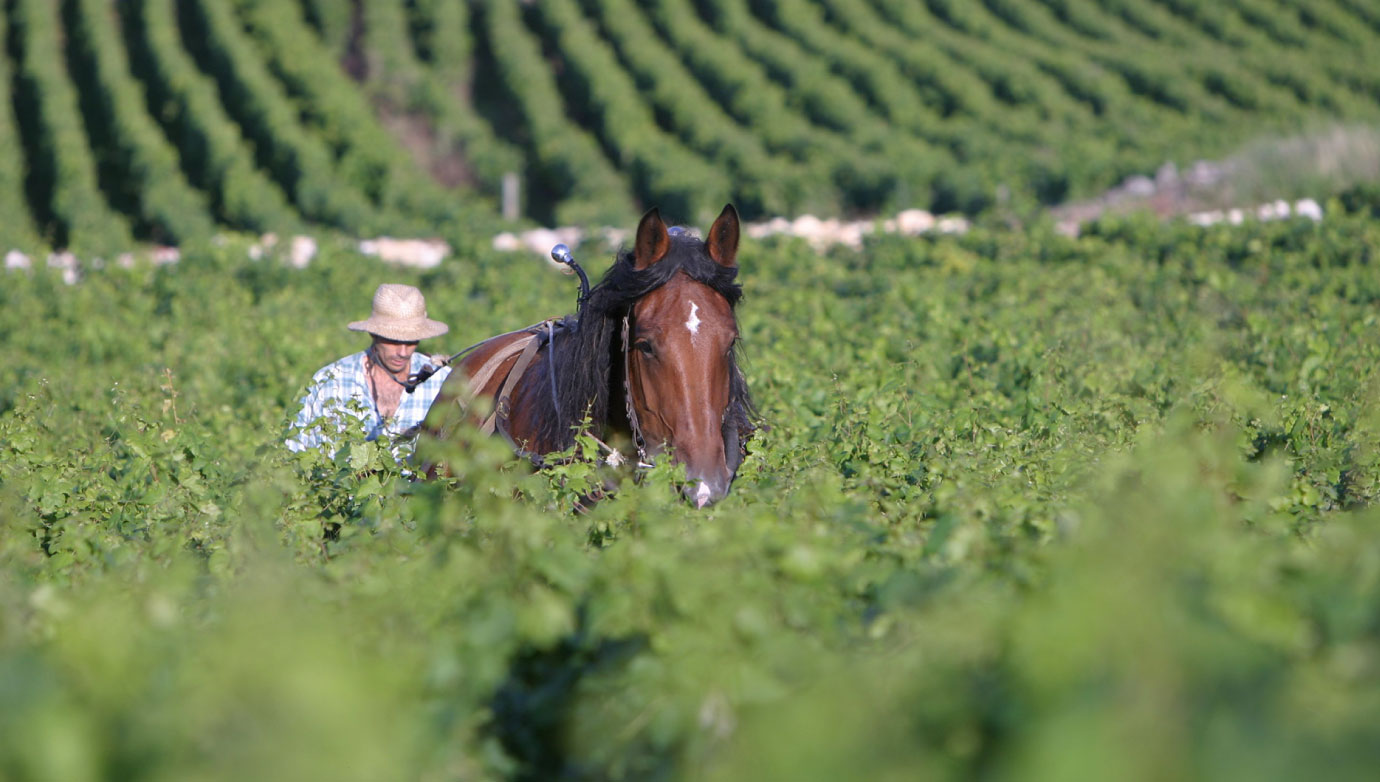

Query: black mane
[[525, 234, 757, 461]]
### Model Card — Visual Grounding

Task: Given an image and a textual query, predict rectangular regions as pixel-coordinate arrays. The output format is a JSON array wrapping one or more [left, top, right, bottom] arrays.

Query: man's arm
[[286, 364, 366, 453], [285, 383, 328, 453]]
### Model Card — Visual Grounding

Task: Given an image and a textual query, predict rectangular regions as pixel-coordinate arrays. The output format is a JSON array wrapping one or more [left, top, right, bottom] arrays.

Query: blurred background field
[[3, 0, 1380, 780], [4, 0, 1380, 252]]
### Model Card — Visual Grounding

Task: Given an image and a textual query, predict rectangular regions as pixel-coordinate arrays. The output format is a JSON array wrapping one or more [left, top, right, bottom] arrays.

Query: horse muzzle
[[682, 471, 731, 509]]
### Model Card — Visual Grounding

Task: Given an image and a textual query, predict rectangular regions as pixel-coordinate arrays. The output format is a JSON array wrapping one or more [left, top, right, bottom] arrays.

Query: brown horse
[[422, 205, 756, 506]]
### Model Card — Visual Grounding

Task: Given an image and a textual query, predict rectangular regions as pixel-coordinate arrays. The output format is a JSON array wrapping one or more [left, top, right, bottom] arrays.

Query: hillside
[[2, 0, 1380, 254]]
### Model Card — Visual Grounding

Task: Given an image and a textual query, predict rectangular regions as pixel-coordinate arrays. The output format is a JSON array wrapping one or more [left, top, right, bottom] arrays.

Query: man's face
[[372, 335, 419, 374]]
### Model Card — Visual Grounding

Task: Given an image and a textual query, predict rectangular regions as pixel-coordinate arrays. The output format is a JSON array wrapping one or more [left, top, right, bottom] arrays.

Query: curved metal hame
[[550, 243, 591, 309], [400, 245, 590, 396]]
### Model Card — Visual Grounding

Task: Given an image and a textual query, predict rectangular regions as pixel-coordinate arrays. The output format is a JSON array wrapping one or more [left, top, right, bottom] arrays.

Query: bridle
[[620, 313, 652, 469]]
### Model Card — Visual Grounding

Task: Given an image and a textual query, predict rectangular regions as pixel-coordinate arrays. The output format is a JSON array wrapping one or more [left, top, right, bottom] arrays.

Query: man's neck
[[365, 351, 408, 420], [367, 350, 410, 381]]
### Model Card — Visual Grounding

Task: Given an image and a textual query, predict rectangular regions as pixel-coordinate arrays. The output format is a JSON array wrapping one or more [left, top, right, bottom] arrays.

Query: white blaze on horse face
[[695, 481, 712, 508], [685, 301, 702, 338]]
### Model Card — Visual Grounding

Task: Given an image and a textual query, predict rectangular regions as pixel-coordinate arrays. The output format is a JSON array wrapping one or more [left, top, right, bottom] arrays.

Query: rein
[[385, 241, 591, 398], [372, 315, 563, 404], [366, 337, 489, 396]]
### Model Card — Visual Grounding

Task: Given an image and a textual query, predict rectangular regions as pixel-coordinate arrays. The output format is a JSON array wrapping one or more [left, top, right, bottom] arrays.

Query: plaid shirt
[[286, 350, 452, 456]]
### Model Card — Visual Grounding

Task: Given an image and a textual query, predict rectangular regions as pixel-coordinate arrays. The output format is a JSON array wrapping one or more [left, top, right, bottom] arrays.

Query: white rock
[[4, 249, 30, 271], [790, 214, 822, 239], [519, 228, 564, 262], [1295, 198, 1323, 221], [1123, 175, 1155, 197], [745, 221, 776, 240], [360, 237, 451, 269], [1257, 200, 1291, 221], [835, 222, 867, 249], [1155, 162, 1179, 187], [414, 240, 451, 269], [599, 227, 629, 247], [248, 232, 277, 260], [806, 218, 841, 249], [289, 235, 317, 269], [47, 252, 79, 285], [746, 217, 792, 240], [896, 209, 936, 235], [937, 216, 970, 234], [491, 232, 522, 252], [1186, 160, 1224, 189], [1228, 208, 1245, 225], [555, 226, 584, 247]]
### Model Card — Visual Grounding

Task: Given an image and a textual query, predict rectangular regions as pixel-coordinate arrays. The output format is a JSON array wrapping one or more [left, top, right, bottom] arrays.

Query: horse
[[421, 204, 757, 507]]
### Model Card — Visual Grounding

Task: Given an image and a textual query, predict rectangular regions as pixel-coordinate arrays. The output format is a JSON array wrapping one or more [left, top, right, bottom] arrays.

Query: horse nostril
[[694, 481, 712, 508], [683, 477, 729, 508]]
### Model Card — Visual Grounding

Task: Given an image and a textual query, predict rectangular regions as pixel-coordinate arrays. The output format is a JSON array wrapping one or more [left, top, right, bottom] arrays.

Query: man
[[287, 283, 452, 456]]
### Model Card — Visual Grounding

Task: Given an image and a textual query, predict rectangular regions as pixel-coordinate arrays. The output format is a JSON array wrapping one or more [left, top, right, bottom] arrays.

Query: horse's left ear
[[706, 204, 739, 268], [634, 207, 672, 270]]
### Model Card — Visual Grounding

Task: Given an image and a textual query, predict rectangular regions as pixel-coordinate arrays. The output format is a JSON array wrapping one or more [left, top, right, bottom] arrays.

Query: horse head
[[624, 205, 753, 507], [423, 205, 755, 507]]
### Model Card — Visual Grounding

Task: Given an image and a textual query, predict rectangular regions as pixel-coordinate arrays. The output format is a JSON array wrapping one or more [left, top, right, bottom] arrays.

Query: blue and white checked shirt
[[286, 351, 452, 457]]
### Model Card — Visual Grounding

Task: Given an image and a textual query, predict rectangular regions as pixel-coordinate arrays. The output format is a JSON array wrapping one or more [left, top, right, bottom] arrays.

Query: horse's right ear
[[634, 207, 671, 270], [706, 204, 740, 267]]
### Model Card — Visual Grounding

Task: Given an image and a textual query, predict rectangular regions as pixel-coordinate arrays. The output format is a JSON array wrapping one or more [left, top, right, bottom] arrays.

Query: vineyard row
[[0, 0, 1376, 251]]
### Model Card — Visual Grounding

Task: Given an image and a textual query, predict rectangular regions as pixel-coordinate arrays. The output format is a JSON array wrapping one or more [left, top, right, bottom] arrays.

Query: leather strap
[[434, 331, 538, 442], [483, 330, 544, 436]]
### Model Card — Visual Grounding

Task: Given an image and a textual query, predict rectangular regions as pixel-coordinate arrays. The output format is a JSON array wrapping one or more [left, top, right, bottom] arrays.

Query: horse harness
[[620, 314, 651, 468], [390, 244, 743, 471], [425, 321, 551, 450], [419, 318, 648, 468]]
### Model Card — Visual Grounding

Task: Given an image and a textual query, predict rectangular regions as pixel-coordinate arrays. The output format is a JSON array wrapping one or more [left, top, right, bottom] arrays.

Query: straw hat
[[347, 284, 449, 342]]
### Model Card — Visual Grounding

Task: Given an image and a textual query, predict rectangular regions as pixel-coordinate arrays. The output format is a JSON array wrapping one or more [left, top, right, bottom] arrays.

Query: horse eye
[[634, 339, 655, 356]]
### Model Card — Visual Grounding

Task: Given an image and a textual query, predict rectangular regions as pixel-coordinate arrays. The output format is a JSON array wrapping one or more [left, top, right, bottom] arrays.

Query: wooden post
[[502, 172, 520, 221]]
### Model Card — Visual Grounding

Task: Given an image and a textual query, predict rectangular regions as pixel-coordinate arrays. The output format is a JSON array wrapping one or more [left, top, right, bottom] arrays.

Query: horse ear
[[634, 207, 671, 270], [706, 204, 740, 267]]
